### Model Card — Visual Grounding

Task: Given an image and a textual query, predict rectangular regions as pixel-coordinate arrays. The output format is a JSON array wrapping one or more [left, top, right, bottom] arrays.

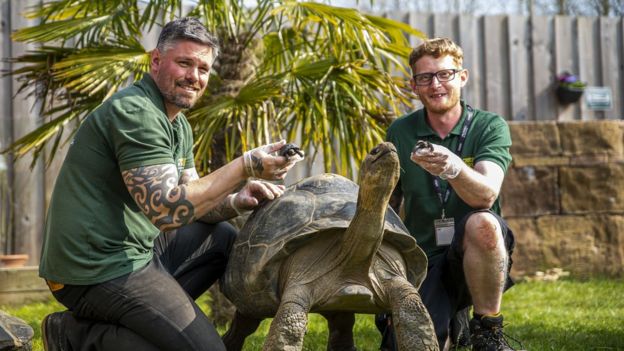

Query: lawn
[[2, 279, 623, 350]]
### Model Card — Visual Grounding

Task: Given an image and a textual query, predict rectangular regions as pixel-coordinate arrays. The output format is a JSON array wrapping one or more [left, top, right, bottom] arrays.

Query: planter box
[[0, 267, 51, 305], [556, 85, 584, 104]]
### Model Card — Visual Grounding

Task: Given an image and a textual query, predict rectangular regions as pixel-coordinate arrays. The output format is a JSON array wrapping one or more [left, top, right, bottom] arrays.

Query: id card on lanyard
[[432, 105, 474, 246]]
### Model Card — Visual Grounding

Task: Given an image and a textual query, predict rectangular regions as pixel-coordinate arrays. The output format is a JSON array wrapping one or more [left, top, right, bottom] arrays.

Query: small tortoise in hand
[[279, 143, 304, 160], [412, 140, 434, 156]]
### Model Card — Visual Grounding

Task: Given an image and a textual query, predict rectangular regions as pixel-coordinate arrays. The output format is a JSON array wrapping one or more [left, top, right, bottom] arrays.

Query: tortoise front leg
[[263, 287, 311, 351], [386, 278, 439, 351]]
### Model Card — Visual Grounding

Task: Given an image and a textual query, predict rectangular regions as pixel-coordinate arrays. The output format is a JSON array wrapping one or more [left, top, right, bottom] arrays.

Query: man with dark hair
[[379, 37, 518, 351], [39, 17, 302, 350]]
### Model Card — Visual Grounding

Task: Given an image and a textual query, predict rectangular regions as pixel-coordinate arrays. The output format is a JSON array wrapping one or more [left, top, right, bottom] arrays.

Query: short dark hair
[[156, 17, 219, 57]]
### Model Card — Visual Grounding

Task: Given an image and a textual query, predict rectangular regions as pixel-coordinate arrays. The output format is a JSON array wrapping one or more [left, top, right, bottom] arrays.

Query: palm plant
[[6, 0, 423, 177]]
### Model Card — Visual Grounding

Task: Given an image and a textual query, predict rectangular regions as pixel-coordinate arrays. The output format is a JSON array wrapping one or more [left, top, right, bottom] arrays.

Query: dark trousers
[[51, 221, 237, 351]]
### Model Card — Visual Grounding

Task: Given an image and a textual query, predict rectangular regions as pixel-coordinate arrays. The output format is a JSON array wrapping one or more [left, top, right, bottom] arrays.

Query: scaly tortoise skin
[[222, 142, 438, 351]]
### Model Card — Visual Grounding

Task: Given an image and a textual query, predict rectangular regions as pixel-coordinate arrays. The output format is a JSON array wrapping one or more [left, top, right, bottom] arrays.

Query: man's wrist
[[439, 162, 463, 180], [242, 151, 256, 178]]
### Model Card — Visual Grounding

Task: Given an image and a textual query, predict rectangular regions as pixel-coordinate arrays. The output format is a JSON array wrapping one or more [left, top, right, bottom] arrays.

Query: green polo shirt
[[386, 101, 512, 260], [39, 75, 195, 285]]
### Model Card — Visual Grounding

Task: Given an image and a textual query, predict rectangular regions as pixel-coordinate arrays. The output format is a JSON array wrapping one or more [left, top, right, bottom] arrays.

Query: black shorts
[[419, 209, 515, 344]]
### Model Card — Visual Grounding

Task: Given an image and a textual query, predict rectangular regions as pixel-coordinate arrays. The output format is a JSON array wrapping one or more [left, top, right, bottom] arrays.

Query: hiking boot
[[41, 312, 70, 351], [469, 315, 515, 351]]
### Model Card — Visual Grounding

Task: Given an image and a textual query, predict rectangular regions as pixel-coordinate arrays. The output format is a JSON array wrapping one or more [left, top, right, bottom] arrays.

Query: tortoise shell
[[222, 173, 427, 316]]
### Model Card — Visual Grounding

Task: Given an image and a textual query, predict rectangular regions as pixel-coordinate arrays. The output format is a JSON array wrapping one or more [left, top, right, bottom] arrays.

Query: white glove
[[410, 141, 464, 180]]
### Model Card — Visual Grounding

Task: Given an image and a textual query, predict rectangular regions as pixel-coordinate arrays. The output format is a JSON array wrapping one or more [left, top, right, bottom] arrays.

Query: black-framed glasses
[[412, 69, 462, 86]]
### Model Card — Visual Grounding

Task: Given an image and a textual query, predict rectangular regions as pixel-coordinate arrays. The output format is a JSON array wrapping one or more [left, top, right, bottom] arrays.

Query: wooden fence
[[0, 5, 623, 264]]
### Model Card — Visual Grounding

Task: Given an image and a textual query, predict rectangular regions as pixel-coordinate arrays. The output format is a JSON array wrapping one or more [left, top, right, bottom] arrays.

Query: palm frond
[[51, 46, 149, 98], [5, 0, 425, 177]]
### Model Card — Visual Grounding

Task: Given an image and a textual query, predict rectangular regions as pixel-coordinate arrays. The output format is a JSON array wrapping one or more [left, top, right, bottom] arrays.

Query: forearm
[[197, 194, 240, 224], [448, 164, 499, 209], [183, 158, 247, 218], [124, 157, 247, 232]]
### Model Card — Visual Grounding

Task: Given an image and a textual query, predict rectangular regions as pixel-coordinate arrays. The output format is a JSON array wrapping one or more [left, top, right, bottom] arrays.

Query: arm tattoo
[[199, 180, 247, 223], [199, 198, 237, 223], [122, 164, 195, 231], [251, 153, 264, 176], [179, 168, 199, 185]]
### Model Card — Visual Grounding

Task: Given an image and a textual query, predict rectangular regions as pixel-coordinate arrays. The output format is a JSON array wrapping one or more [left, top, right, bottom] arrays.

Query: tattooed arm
[[122, 159, 248, 232], [179, 167, 241, 223], [123, 160, 287, 231]]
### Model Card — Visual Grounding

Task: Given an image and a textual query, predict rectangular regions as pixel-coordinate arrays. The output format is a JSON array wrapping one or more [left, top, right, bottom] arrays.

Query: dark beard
[[163, 91, 194, 109]]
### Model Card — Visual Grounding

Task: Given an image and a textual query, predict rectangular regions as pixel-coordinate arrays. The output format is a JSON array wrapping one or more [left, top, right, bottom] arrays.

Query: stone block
[[533, 215, 624, 278], [511, 156, 569, 168], [502, 166, 559, 216], [569, 153, 610, 166], [558, 120, 624, 157], [506, 217, 540, 279], [508, 121, 561, 157], [0, 267, 51, 305], [560, 164, 624, 213], [508, 215, 624, 279]]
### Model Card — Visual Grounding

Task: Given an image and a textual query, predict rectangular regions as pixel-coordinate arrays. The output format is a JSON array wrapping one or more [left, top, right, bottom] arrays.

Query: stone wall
[[502, 120, 624, 279]]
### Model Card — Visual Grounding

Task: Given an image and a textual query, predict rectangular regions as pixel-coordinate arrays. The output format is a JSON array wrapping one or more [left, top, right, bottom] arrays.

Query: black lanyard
[[431, 105, 475, 218]]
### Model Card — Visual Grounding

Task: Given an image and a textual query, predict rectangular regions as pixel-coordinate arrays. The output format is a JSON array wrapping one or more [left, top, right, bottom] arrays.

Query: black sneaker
[[41, 312, 69, 351], [469, 315, 515, 351]]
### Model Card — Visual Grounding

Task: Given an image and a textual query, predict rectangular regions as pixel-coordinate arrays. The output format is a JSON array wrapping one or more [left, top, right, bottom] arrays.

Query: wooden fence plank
[[483, 16, 510, 119], [508, 15, 531, 121], [409, 12, 432, 46], [10, 0, 45, 264], [554, 15, 580, 120], [433, 13, 457, 41], [599, 17, 623, 119], [458, 14, 483, 109], [577, 16, 601, 120], [408, 12, 431, 111], [531, 16, 558, 120], [0, 0, 12, 254]]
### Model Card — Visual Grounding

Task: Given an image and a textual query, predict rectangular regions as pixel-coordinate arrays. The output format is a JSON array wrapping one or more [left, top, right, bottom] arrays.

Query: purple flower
[[557, 72, 578, 83]]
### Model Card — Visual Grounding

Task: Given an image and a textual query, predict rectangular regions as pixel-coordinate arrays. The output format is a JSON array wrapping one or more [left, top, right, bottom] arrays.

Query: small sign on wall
[[584, 87, 613, 111]]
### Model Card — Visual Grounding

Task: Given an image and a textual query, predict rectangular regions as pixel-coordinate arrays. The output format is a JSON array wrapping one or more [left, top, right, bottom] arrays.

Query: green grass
[[3, 279, 623, 350]]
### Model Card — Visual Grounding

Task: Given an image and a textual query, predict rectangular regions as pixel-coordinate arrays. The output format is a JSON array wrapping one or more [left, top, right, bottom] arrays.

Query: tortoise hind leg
[[263, 286, 311, 351], [222, 310, 262, 351], [322, 312, 357, 351], [385, 278, 439, 351]]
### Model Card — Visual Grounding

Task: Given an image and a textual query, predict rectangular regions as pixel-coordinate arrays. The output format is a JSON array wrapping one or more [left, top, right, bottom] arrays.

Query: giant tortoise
[[221, 142, 438, 351]]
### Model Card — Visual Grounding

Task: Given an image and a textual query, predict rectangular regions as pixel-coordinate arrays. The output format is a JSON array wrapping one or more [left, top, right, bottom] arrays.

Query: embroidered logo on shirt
[[463, 157, 474, 167]]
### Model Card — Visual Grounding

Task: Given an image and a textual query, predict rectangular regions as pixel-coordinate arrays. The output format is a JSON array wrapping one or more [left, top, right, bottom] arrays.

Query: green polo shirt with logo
[[386, 101, 512, 260], [39, 75, 195, 285]]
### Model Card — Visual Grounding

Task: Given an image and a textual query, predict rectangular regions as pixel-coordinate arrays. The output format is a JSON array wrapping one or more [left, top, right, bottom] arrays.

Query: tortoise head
[[357, 142, 400, 206]]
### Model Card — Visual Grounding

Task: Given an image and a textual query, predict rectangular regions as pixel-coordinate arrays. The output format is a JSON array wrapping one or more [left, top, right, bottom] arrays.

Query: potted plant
[[555, 72, 586, 104]]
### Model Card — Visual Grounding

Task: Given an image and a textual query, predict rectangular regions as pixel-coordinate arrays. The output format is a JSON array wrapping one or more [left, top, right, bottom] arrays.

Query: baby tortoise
[[412, 140, 434, 155], [279, 143, 304, 160]]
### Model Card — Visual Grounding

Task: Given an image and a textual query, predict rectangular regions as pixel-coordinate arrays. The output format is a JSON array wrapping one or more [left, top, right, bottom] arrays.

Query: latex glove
[[229, 180, 286, 215], [410, 140, 464, 180], [243, 140, 305, 180]]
